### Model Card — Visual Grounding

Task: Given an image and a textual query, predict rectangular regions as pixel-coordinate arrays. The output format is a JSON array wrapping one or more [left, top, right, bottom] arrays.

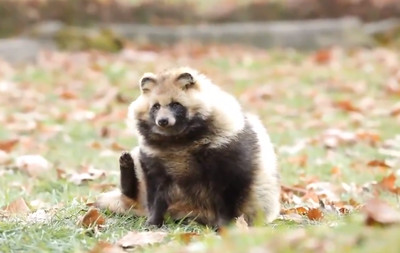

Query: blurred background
[[1, 0, 400, 61], [1, 1, 400, 252]]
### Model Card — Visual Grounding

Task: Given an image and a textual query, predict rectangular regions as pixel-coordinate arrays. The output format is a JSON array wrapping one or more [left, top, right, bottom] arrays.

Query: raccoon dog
[[96, 67, 280, 227]]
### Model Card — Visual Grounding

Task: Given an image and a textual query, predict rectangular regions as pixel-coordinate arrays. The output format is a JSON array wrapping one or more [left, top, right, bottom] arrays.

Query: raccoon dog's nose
[[157, 118, 169, 127]]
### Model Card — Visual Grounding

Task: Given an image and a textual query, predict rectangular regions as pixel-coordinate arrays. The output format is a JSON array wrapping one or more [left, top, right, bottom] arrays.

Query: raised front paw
[[119, 151, 134, 170]]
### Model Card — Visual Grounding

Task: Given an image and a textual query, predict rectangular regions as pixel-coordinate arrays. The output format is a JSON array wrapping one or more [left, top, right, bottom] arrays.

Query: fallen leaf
[[307, 208, 323, 221], [15, 155, 51, 177], [89, 241, 125, 253], [322, 128, 356, 148], [110, 142, 126, 151], [235, 215, 249, 231], [68, 166, 106, 185], [338, 206, 351, 214], [356, 130, 381, 145], [175, 232, 200, 244], [385, 79, 400, 96], [367, 160, 391, 168], [288, 154, 308, 167], [3, 197, 30, 214], [117, 231, 167, 248], [59, 89, 78, 100], [0, 139, 18, 152], [101, 127, 110, 138], [0, 150, 11, 164], [301, 191, 320, 203], [349, 199, 360, 208], [90, 141, 102, 150], [80, 207, 106, 228], [378, 173, 397, 192], [323, 136, 339, 148], [390, 102, 400, 116], [364, 198, 400, 226], [56, 168, 67, 180], [296, 206, 309, 215], [333, 100, 361, 113], [282, 206, 309, 216], [279, 213, 305, 223], [281, 185, 308, 195], [313, 49, 332, 64], [331, 166, 341, 176]]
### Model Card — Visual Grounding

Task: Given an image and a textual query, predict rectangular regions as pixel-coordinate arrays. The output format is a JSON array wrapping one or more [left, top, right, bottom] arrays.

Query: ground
[[0, 43, 400, 252]]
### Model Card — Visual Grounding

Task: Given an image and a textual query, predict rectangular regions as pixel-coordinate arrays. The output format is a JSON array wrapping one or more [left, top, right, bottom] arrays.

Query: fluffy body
[[96, 67, 280, 227]]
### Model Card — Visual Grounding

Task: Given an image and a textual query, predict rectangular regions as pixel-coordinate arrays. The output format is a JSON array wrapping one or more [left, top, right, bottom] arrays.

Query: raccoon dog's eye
[[170, 102, 182, 108], [152, 103, 161, 110]]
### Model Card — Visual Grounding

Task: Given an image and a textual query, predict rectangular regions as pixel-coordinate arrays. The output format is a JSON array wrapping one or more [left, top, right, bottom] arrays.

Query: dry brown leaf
[[110, 142, 126, 152], [390, 102, 400, 116], [59, 90, 78, 100], [281, 207, 309, 216], [307, 208, 323, 221], [15, 155, 51, 177], [80, 207, 106, 228], [333, 100, 361, 113], [89, 241, 125, 253], [349, 199, 360, 208], [367, 160, 391, 168], [281, 185, 308, 195], [90, 141, 102, 150], [68, 166, 106, 185], [0, 150, 11, 165], [322, 129, 356, 148], [288, 154, 308, 167], [117, 231, 167, 248], [175, 232, 200, 244], [364, 198, 400, 226], [3, 197, 30, 214], [0, 139, 18, 152], [338, 207, 351, 214], [56, 168, 67, 180], [101, 127, 110, 138], [331, 166, 341, 176], [280, 213, 305, 223], [378, 173, 397, 192], [356, 130, 381, 145], [385, 80, 400, 96], [295, 206, 308, 215], [301, 191, 320, 203], [313, 49, 332, 64]]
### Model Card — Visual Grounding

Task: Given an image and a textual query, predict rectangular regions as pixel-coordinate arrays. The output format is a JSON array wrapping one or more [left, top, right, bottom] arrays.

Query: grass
[[0, 44, 400, 252]]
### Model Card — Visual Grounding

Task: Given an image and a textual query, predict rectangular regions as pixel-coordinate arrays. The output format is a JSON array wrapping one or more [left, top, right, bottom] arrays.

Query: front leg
[[216, 204, 236, 228], [119, 151, 139, 200], [141, 163, 170, 227], [146, 192, 168, 227], [215, 190, 241, 228]]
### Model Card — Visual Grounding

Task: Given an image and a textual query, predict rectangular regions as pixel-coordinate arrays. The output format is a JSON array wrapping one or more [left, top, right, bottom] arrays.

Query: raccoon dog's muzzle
[[155, 107, 176, 128]]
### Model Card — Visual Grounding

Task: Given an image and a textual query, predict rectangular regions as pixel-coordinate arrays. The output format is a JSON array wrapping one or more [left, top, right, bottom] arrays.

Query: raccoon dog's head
[[129, 68, 214, 144], [129, 67, 245, 147]]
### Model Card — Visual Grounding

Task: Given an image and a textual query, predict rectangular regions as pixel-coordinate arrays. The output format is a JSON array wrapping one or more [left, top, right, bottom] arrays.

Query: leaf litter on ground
[[1, 44, 400, 252]]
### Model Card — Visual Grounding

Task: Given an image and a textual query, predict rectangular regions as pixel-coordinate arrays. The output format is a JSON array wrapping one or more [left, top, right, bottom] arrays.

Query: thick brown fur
[[96, 67, 280, 227]]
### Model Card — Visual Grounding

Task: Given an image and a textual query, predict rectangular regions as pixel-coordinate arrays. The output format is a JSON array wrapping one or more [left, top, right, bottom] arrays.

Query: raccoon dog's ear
[[176, 72, 195, 90], [139, 73, 157, 94]]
